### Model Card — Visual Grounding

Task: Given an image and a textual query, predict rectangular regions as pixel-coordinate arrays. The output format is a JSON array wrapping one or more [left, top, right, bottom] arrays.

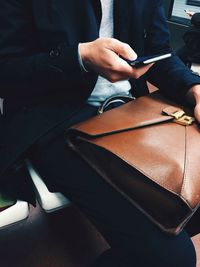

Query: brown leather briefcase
[[65, 92, 200, 235]]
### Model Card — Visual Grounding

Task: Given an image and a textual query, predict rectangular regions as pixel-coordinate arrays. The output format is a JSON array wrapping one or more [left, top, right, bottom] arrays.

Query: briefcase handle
[[98, 95, 135, 114]]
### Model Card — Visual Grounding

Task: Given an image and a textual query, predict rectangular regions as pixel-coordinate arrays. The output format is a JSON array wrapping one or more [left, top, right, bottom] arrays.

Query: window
[[187, 0, 200, 7], [168, 0, 200, 25]]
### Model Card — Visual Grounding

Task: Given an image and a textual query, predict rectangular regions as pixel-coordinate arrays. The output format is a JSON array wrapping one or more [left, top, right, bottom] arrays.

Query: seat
[[0, 98, 30, 228], [0, 196, 29, 229], [26, 160, 71, 213], [0, 160, 70, 228], [191, 63, 200, 76]]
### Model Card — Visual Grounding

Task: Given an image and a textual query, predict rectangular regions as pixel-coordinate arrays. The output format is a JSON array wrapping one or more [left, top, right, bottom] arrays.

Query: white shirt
[[87, 0, 132, 106]]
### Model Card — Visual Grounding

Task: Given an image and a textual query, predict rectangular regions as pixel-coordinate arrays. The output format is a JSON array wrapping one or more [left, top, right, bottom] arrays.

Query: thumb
[[111, 39, 137, 61]]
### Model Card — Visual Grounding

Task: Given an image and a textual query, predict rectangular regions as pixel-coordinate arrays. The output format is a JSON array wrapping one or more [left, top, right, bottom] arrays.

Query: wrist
[[191, 84, 200, 104], [78, 43, 89, 72], [79, 42, 91, 67], [186, 84, 200, 105]]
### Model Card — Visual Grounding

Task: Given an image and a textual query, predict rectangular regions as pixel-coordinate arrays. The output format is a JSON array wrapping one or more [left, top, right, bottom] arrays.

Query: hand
[[185, 9, 195, 18], [79, 38, 153, 82], [187, 84, 200, 123]]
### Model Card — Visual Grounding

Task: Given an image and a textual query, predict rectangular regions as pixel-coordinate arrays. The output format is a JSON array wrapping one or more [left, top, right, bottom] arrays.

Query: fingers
[[109, 39, 155, 81], [130, 63, 154, 79], [109, 38, 137, 61], [102, 38, 153, 81], [187, 85, 200, 123], [79, 38, 154, 82], [103, 63, 154, 83], [186, 11, 195, 17]]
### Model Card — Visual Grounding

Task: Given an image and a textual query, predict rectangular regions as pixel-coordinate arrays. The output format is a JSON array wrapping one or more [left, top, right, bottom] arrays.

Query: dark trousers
[[26, 104, 196, 267]]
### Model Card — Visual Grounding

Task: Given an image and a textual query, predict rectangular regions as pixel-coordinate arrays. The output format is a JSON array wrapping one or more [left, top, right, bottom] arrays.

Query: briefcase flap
[[69, 93, 177, 138]]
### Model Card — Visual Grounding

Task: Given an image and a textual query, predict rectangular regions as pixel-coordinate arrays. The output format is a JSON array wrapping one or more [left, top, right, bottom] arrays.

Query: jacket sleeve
[[145, 0, 200, 101], [191, 13, 200, 28], [0, 1, 96, 100]]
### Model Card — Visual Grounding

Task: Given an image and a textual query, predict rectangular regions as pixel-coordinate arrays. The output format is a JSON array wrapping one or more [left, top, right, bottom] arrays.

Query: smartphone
[[125, 53, 172, 68]]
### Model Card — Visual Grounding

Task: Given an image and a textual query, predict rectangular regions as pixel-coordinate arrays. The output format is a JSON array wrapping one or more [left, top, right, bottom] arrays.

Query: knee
[[165, 235, 196, 267], [123, 231, 196, 267], [144, 232, 196, 267]]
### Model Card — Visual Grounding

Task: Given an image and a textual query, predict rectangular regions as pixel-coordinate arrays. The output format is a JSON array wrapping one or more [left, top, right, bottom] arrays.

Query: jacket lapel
[[32, 0, 101, 47], [91, 0, 102, 28], [113, 0, 134, 40], [115, 0, 147, 55]]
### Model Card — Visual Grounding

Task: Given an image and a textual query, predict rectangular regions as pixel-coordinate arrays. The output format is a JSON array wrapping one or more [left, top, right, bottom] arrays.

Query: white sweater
[[87, 0, 132, 106]]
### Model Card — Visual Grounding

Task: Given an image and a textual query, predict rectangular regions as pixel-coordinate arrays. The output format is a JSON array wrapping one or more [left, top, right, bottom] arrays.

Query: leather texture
[[65, 93, 200, 235]]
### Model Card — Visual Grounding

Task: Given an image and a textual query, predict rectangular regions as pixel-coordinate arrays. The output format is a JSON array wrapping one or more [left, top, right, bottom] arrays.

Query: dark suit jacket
[[0, 0, 200, 191]]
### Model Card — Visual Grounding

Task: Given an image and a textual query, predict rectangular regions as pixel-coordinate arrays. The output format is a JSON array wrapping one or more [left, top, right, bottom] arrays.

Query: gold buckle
[[171, 110, 195, 126]]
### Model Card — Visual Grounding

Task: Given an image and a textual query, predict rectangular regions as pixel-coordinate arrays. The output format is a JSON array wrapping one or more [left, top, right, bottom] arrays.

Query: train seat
[[26, 160, 71, 213], [191, 63, 200, 76], [0, 197, 29, 229]]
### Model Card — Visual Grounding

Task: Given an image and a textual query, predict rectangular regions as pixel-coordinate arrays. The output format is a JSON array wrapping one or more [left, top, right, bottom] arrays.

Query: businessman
[[1, 0, 200, 266]]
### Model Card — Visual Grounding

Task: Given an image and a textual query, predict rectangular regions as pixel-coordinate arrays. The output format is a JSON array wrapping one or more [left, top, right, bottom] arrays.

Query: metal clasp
[[171, 110, 195, 126]]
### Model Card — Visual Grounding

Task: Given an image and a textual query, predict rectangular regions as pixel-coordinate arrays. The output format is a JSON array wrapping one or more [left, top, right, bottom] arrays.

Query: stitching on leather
[[181, 127, 188, 196]]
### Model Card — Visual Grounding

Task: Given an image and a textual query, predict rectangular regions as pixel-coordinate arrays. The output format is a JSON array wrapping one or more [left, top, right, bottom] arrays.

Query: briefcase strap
[[163, 107, 195, 126]]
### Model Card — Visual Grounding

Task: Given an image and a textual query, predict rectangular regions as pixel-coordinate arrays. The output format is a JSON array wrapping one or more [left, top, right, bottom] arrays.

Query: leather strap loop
[[98, 95, 135, 114]]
